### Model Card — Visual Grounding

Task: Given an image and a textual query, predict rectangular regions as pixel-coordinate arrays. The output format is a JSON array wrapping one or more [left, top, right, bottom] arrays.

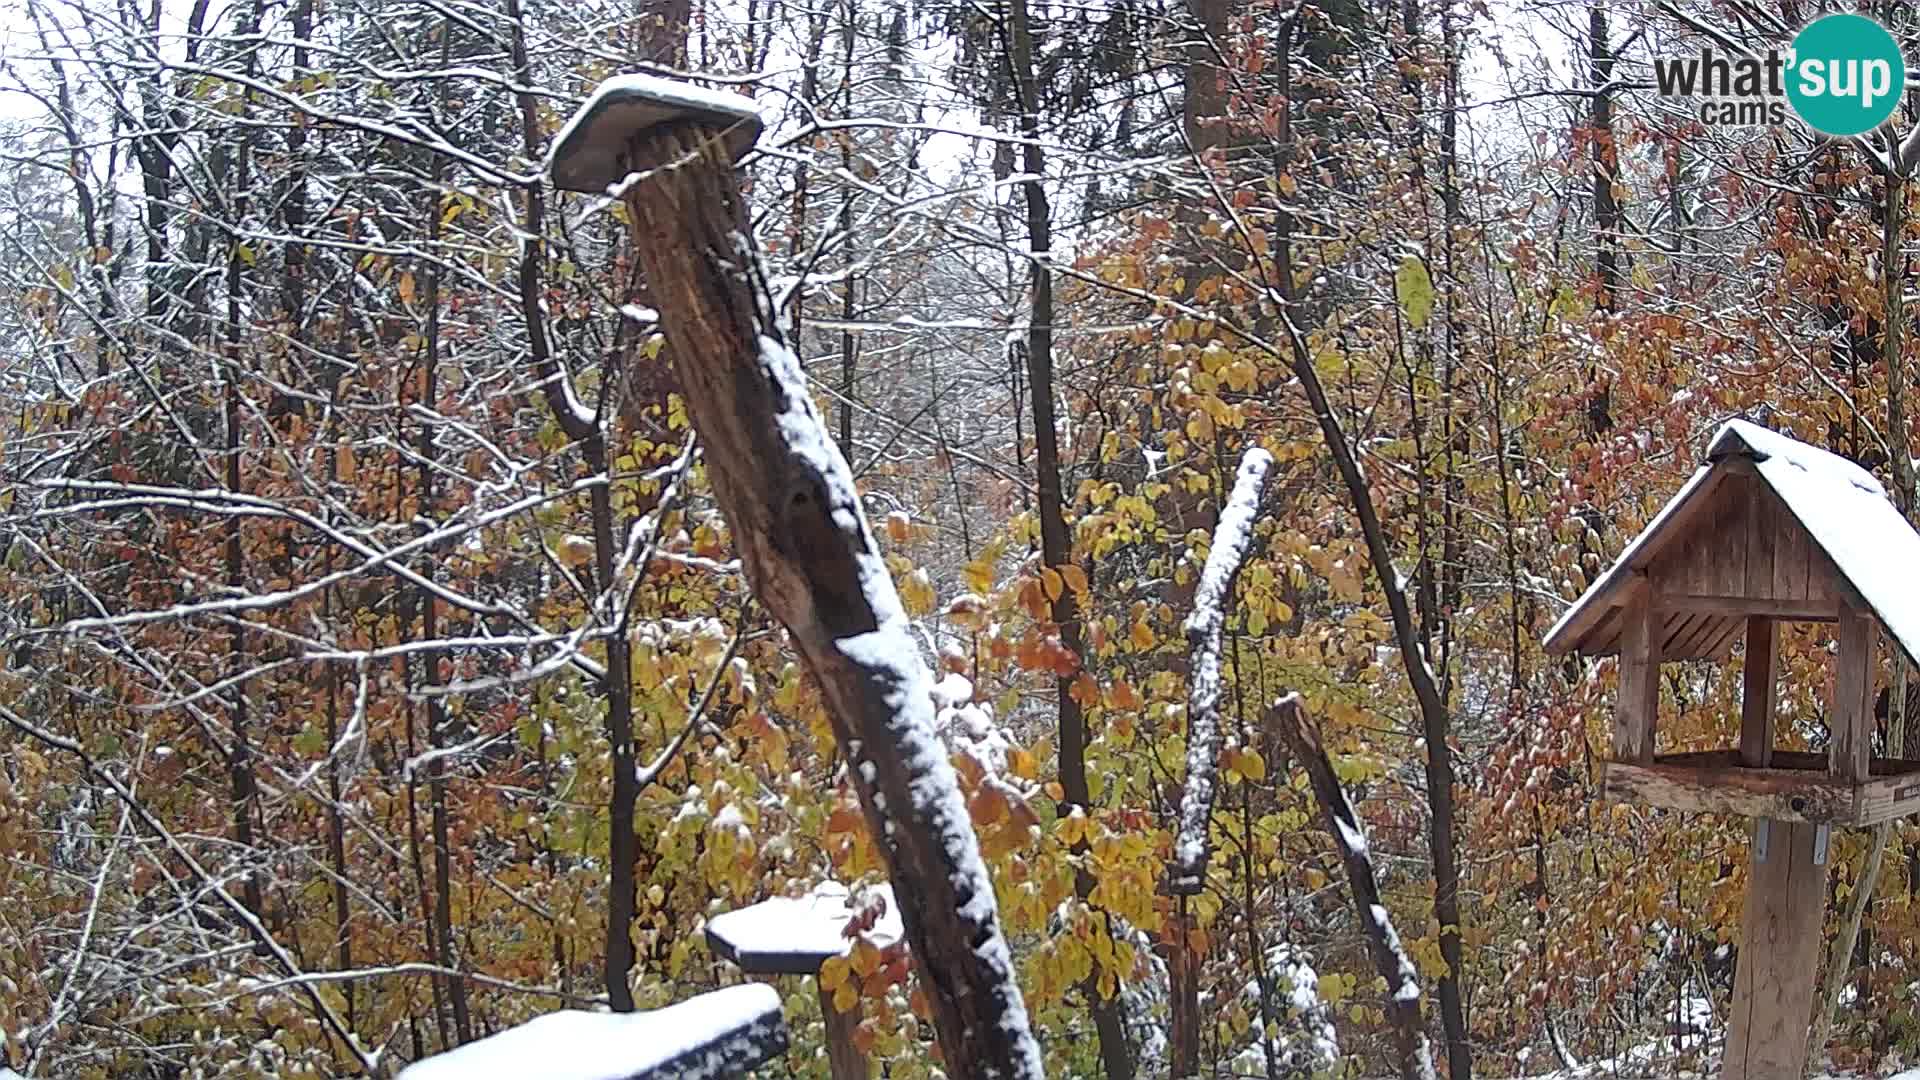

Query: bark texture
[[617, 122, 1043, 1080]]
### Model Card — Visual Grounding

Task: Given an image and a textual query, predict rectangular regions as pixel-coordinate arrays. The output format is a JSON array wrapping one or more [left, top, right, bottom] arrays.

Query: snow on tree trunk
[[1169, 447, 1273, 894], [1271, 692, 1437, 1080], [608, 120, 1043, 1079]]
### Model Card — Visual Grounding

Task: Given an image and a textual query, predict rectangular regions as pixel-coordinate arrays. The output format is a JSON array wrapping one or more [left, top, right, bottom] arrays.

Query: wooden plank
[[1614, 576, 1660, 763], [1686, 490, 1717, 596], [1713, 478, 1748, 596], [1764, 749, 1920, 778], [1833, 604, 1877, 784], [1700, 617, 1749, 660], [1741, 617, 1776, 768], [1744, 476, 1777, 600], [1585, 606, 1624, 656], [1856, 768, 1920, 826], [1652, 594, 1839, 621], [1602, 760, 1856, 824], [1643, 749, 1920, 776], [1807, 545, 1841, 610], [1674, 613, 1729, 658], [1661, 612, 1701, 657], [1721, 820, 1829, 1080], [1772, 502, 1808, 603]]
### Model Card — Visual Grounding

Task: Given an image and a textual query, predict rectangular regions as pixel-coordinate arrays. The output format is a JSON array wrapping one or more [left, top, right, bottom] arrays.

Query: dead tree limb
[[1270, 692, 1438, 1080], [549, 78, 1044, 1079], [1169, 446, 1273, 893]]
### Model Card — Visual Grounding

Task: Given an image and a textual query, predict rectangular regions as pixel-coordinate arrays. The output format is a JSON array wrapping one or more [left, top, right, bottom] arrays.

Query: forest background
[[4, 0, 1920, 1074]]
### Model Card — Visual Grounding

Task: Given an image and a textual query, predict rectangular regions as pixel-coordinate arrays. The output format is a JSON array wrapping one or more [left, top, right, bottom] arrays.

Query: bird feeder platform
[[1602, 748, 1920, 827]]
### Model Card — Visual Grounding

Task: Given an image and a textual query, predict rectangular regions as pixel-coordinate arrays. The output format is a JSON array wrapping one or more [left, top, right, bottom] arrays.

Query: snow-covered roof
[[705, 881, 903, 975], [548, 74, 763, 193], [1544, 419, 1920, 665], [395, 984, 785, 1080]]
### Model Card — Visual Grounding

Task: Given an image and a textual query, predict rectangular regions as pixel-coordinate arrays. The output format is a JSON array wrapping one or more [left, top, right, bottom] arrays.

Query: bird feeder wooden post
[[548, 76, 1045, 1080], [1544, 420, 1920, 1079]]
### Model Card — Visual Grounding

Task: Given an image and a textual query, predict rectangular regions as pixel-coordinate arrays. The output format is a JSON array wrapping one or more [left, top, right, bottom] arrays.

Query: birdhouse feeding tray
[[1544, 420, 1920, 827]]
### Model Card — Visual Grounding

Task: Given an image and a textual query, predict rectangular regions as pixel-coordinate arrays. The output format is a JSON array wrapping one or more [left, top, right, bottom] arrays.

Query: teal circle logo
[[1786, 13, 1904, 136]]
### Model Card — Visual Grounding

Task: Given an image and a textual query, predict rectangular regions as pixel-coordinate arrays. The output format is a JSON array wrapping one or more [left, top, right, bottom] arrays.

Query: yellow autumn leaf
[[555, 534, 595, 568], [963, 558, 994, 594], [1057, 807, 1089, 847], [1395, 254, 1433, 329], [900, 568, 935, 616], [944, 593, 991, 632]]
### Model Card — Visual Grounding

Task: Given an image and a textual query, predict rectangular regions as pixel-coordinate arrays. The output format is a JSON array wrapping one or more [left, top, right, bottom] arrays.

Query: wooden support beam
[[1833, 604, 1877, 785], [1654, 595, 1839, 621], [1614, 575, 1659, 763], [1741, 617, 1776, 769], [819, 980, 871, 1080], [1601, 757, 1853, 824], [1722, 820, 1828, 1080]]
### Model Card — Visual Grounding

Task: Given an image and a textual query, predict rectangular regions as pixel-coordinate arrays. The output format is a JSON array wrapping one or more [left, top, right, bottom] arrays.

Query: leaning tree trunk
[[615, 122, 1044, 1080]]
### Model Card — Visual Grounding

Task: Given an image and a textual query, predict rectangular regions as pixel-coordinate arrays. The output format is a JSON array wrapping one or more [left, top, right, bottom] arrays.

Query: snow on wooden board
[[706, 881, 903, 974], [547, 74, 763, 193], [395, 984, 785, 1080]]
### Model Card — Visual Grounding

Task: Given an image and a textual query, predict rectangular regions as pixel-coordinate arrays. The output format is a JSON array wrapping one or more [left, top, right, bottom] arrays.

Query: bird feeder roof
[[547, 74, 763, 194], [1543, 420, 1920, 665]]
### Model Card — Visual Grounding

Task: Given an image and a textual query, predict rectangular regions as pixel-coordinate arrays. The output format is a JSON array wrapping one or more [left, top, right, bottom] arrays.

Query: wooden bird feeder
[[1544, 419, 1920, 1078], [705, 883, 900, 1080]]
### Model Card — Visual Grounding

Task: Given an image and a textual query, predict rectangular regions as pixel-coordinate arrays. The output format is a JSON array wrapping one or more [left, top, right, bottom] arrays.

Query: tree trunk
[[505, 0, 642, 1011], [417, 118, 473, 1043], [1266, 13, 1470, 1074], [616, 121, 1043, 1080], [1585, 3, 1619, 435], [1004, 0, 1135, 1071]]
